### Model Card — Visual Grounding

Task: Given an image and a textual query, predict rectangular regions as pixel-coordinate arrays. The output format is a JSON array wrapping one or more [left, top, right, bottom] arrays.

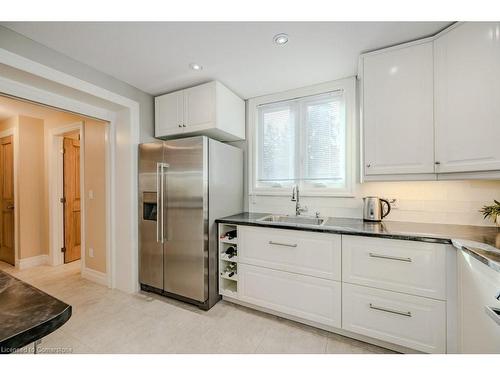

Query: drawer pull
[[269, 241, 298, 248], [369, 252, 412, 263], [369, 303, 412, 317]]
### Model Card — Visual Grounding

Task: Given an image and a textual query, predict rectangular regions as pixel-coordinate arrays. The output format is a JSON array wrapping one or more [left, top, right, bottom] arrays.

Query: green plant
[[479, 200, 500, 222]]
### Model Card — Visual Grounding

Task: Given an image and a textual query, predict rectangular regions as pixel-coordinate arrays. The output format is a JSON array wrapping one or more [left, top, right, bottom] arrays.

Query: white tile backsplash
[[248, 180, 500, 226]]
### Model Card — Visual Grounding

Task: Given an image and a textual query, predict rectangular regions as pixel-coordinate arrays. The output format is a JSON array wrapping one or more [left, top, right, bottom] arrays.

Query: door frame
[[0, 127, 18, 266], [0, 47, 140, 293], [48, 122, 86, 269]]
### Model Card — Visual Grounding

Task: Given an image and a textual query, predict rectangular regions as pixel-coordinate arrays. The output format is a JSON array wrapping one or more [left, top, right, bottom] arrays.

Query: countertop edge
[[460, 246, 500, 274], [216, 216, 500, 274], [216, 218, 453, 245], [0, 304, 72, 354]]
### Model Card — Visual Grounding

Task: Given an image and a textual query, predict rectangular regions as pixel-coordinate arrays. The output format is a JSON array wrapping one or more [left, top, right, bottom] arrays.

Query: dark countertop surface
[[216, 212, 500, 273], [0, 270, 71, 353]]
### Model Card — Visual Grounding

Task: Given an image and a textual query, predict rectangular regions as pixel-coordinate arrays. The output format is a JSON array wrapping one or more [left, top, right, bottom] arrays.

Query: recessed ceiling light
[[189, 63, 203, 71], [273, 33, 289, 46]]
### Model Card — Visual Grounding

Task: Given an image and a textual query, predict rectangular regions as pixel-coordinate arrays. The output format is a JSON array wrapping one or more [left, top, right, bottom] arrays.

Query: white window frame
[[248, 77, 356, 197]]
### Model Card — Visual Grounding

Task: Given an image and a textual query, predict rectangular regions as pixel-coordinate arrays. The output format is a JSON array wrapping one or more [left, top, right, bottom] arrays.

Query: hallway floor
[[0, 261, 396, 354]]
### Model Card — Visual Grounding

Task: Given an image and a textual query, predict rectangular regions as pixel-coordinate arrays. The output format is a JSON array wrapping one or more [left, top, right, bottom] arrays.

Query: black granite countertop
[[0, 271, 71, 353], [216, 212, 500, 273]]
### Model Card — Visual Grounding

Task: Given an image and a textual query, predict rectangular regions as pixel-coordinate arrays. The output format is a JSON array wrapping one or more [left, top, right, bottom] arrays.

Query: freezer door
[[138, 142, 164, 289], [163, 137, 208, 302]]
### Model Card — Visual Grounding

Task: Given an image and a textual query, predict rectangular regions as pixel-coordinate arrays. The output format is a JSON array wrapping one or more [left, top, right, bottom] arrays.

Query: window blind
[[256, 90, 346, 190]]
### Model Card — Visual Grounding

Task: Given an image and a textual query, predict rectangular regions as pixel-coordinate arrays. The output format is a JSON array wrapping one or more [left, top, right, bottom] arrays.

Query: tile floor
[[0, 261, 396, 354]]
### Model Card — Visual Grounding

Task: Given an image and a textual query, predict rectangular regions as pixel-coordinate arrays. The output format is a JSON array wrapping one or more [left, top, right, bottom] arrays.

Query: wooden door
[[0, 135, 14, 265], [63, 136, 81, 263]]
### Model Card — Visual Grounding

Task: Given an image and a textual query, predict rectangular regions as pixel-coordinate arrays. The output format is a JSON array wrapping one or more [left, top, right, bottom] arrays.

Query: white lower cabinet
[[220, 225, 453, 353], [342, 235, 446, 300], [342, 283, 447, 353], [458, 250, 500, 353], [238, 263, 342, 328], [239, 226, 341, 280]]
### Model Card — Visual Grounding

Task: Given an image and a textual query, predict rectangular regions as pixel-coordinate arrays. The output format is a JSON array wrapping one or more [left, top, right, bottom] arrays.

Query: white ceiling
[[1, 22, 451, 99]]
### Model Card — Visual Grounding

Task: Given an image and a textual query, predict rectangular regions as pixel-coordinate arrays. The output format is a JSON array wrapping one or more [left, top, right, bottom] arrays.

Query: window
[[250, 79, 354, 196]]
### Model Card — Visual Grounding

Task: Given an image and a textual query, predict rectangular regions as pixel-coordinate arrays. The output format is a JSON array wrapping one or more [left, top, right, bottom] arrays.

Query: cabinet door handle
[[369, 252, 412, 263], [269, 241, 297, 248], [369, 303, 412, 317]]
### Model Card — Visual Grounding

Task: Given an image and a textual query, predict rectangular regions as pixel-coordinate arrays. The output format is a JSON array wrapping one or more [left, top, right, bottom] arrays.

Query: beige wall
[[83, 119, 107, 273], [0, 116, 17, 132], [0, 115, 46, 259], [17, 115, 45, 259]]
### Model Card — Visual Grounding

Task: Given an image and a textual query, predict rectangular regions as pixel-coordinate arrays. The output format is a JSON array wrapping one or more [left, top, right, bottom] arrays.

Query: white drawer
[[239, 263, 342, 328], [342, 235, 447, 299], [238, 226, 341, 281], [342, 283, 446, 353]]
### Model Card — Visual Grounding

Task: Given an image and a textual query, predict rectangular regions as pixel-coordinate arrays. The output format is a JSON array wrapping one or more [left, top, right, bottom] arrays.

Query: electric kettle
[[363, 197, 391, 222]]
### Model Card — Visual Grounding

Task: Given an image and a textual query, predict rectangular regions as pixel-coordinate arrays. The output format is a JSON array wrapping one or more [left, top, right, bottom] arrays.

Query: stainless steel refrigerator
[[138, 136, 243, 310]]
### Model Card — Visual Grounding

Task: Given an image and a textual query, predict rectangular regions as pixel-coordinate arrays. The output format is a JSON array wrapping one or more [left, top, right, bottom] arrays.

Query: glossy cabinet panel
[[363, 41, 434, 176], [342, 235, 447, 300], [458, 250, 500, 353], [155, 81, 245, 141], [239, 226, 341, 281], [183, 82, 216, 131], [343, 283, 446, 353], [155, 91, 184, 137], [239, 263, 342, 328], [435, 22, 500, 173]]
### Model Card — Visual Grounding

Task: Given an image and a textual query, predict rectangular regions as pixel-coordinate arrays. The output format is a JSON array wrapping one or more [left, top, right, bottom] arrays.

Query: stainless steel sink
[[257, 215, 326, 226]]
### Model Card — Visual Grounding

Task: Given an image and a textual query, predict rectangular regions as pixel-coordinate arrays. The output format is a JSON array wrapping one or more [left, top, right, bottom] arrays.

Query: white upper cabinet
[[362, 41, 435, 177], [155, 90, 184, 137], [155, 81, 245, 141], [362, 22, 500, 181], [434, 22, 500, 173], [183, 81, 216, 131]]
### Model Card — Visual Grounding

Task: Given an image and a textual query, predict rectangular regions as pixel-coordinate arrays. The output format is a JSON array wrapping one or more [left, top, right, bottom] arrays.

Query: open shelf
[[220, 254, 238, 262], [220, 271, 238, 282], [220, 278, 238, 298], [219, 223, 238, 244], [218, 223, 239, 298], [219, 237, 237, 244]]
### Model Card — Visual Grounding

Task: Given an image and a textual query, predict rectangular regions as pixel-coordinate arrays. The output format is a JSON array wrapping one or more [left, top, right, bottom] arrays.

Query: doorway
[[0, 46, 140, 292], [0, 133, 14, 265], [63, 132, 81, 263]]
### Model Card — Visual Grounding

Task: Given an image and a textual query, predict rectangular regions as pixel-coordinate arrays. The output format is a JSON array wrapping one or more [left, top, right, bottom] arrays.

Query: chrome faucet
[[291, 185, 308, 216]]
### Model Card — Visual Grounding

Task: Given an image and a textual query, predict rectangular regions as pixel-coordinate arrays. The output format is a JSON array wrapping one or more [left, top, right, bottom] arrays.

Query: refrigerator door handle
[[156, 162, 161, 243], [160, 163, 170, 243]]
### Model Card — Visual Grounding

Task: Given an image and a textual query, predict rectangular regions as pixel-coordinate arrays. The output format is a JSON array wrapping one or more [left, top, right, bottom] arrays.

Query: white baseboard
[[81, 266, 109, 287], [16, 255, 49, 270]]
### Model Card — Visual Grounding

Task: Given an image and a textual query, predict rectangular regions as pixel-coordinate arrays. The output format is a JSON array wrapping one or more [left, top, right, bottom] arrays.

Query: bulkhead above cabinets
[[359, 22, 500, 182], [155, 80, 245, 142]]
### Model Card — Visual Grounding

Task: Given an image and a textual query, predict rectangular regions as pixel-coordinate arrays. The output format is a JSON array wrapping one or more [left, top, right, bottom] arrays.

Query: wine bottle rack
[[218, 223, 238, 298]]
